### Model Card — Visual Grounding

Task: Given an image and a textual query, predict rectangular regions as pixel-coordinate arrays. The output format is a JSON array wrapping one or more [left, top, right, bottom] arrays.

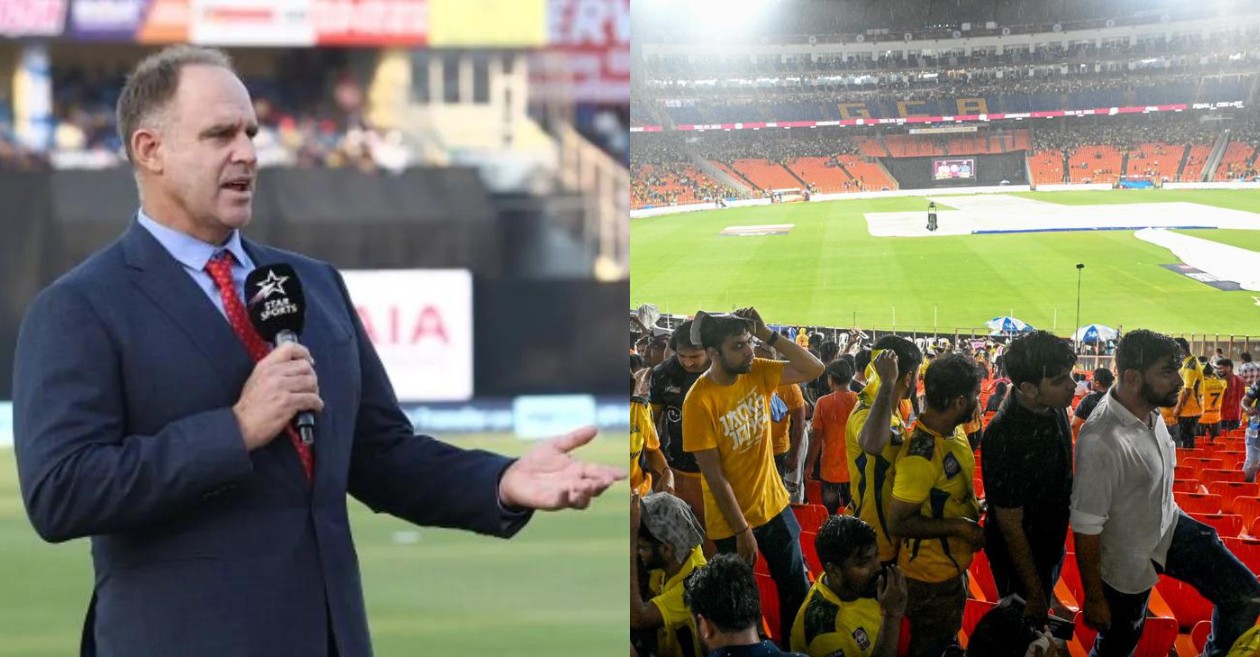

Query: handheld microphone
[[244, 264, 315, 446]]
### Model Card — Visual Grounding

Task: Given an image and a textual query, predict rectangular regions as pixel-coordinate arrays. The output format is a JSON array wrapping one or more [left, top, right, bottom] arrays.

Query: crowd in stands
[[1031, 114, 1221, 153], [631, 306, 1260, 657], [640, 70, 1251, 115], [643, 32, 1260, 81], [640, 1, 1237, 44], [630, 110, 1259, 198], [692, 129, 856, 163], [41, 60, 418, 173], [631, 134, 738, 206]]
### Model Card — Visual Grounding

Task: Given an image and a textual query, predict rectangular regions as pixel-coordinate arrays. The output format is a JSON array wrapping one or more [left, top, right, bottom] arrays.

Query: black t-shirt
[[649, 356, 703, 473], [1074, 390, 1105, 421], [981, 394, 1073, 574]]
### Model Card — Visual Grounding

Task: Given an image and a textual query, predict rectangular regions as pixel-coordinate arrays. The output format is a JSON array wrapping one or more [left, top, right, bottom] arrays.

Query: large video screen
[[933, 158, 976, 181]]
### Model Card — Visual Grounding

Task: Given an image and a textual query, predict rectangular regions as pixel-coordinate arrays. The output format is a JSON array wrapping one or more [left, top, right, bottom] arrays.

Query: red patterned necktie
[[205, 251, 314, 483]]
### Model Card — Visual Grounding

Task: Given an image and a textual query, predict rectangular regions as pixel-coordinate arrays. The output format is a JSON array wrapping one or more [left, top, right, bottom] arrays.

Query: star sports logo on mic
[[250, 270, 299, 322]]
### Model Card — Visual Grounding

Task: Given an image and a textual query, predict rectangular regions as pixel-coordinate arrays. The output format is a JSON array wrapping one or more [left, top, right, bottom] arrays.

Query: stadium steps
[[782, 165, 810, 188], [1176, 146, 1192, 181], [1202, 129, 1232, 181], [693, 155, 756, 197], [874, 133, 893, 158], [1061, 151, 1070, 183], [1120, 151, 1131, 178], [722, 163, 763, 191]]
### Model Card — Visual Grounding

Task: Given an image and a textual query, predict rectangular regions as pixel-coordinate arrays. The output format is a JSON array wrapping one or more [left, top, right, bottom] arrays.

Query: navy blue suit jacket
[[12, 222, 529, 656]]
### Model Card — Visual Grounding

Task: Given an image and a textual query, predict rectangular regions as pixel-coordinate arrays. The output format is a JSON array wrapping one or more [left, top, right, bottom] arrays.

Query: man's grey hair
[[116, 46, 236, 163]]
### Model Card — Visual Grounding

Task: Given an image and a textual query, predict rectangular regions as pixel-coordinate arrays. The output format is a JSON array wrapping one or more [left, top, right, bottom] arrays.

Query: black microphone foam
[[244, 264, 315, 446], [244, 264, 305, 343]]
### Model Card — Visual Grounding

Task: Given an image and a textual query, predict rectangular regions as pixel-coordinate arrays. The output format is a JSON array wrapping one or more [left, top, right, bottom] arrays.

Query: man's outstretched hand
[[498, 427, 627, 511]]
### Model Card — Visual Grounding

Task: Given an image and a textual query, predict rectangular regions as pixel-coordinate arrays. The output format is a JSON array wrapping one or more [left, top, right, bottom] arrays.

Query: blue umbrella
[[1073, 324, 1118, 344], [985, 316, 1034, 336]]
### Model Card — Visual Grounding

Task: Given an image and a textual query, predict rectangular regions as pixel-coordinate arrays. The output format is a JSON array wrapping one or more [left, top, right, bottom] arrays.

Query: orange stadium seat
[[1191, 620, 1212, 655], [1208, 481, 1260, 512], [1182, 457, 1224, 475], [791, 504, 829, 534], [968, 549, 1000, 602], [960, 598, 996, 647], [1174, 465, 1197, 480], [1067, 145, 1123, 184], [804, 479, 823, 507], [1175, 492, 1222, 515], [1181, 144, 1213, 181], [732, 159, 801, 190], [755, 573, 781, 642], [1030, 149, 1066, 185], [1193, 512, 1243, 538], [1124, 143, 1184, 181], [1156, 575, 1214, 630], [1173, 480, 1205, 494], [789, 157, 851, 193], [1058, 552, 1085, 608], [1222, 536, 1260, 574], [836, 155, 896, 191], [1202, 469, 1246, 485], [799, 530, 823, 577], [1215, 452, 1245, 470], [1215, 142, 1257, 181], [1233, 496, 1260, 530]]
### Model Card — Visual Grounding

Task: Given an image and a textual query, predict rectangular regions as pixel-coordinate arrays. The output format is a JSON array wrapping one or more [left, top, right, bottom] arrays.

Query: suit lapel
[[121, 222, 254, 385], [123, 224, 313, 494]]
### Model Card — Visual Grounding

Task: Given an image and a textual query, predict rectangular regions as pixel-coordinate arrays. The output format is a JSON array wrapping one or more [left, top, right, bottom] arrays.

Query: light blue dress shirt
[[136, 209, 255, 320]]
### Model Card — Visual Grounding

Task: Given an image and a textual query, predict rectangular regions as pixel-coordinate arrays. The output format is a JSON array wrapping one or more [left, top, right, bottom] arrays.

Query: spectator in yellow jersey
[[887, 353, 984, 657], [1172, 337, 1204, 447], [846, 336, 924, 566], [1227, 625, 1260, 656], [683, 308, 824, 645], [633, 372, 673, 496], [685, 554, 811, 657], [1199, 363, 1227, 444], [790, 515, 907, 657], [632, 492, 708, 657]]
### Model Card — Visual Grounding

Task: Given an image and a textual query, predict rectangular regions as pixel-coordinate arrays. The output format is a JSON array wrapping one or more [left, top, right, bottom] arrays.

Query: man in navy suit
[[12, 46, 624, 657]]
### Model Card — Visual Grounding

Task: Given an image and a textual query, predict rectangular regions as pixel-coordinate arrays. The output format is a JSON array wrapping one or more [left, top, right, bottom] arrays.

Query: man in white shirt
[[1070, 330, 1260, 657]]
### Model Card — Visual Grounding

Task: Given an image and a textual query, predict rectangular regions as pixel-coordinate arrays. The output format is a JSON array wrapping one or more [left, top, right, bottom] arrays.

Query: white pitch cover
[[339, 269, 473, 402]]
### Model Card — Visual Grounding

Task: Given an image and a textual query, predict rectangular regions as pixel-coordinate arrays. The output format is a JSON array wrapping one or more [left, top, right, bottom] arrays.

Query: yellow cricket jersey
[[1180, 356, 1204, 418], [683, 358, 790, 540], [846, 383, 908, 563], [631, 396, 660, 496], [649, 546, 707, 657], [790, 576, 884, 657], [771, 382, 806, 455], [1201, 376, 1228, 424], [1160, 404, 1178, 427], [1228, 625, 1260, 656], [892, 421, 980, 584]]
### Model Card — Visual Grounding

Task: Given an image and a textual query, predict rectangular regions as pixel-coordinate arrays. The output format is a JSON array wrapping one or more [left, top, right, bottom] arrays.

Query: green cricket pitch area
[[631, 189, 1260, 336], [0, 434, 628, 656]]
